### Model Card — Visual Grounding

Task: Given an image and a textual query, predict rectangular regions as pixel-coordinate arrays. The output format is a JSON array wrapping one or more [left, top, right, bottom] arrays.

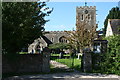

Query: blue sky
[[44, 2, 118, 31]]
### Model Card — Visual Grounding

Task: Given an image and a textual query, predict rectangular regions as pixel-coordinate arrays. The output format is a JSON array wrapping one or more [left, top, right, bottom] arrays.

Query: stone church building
[[28, 5, 97, 53]]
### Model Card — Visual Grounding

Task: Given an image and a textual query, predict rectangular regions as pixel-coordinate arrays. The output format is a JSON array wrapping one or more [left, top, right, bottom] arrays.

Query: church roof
[[41, 36, 52, 45], [109, 19, 120, 35]]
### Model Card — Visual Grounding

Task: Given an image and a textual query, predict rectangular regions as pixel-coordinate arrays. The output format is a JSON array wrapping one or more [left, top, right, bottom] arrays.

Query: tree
[[65, 19, 97, 54], [49, 43, 71, 50], [103, 7, 120, 35], [2, 2, 53, 54]]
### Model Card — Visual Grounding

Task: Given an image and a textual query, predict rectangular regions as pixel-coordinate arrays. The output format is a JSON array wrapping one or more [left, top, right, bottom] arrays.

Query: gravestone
[[59, 51, 64, 59]]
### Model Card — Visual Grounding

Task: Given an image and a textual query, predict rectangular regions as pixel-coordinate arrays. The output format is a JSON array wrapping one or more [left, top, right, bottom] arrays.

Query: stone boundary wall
[[2, 53, 50, 74]]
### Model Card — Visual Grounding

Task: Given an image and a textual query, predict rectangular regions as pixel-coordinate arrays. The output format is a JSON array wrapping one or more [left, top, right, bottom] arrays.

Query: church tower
[[76, 5, 97, 30]]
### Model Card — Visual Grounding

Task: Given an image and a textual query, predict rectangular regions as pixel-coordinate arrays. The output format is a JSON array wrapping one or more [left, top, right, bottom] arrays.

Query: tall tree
[[2, 2, 53, 54], [65, 19, 96, 53], [49, 43, 71, 50], [103, 7, 120, 35]]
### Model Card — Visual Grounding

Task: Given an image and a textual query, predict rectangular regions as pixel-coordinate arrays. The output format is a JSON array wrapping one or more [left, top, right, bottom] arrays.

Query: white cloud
[[45, 24, 75, 31]]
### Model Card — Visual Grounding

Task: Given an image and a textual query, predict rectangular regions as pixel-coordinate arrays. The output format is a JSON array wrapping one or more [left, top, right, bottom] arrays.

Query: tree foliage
[[99, 35, 120, 75], [65, 20, 96, 53], [103, 7, 120, 35], [2, 2, 53, 54], [49, 43, 71, 50]]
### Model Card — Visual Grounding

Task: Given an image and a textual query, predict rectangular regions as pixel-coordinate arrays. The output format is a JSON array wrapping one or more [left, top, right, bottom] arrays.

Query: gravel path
[[3, 72, 120, 80], [50, 60, 69, 69]]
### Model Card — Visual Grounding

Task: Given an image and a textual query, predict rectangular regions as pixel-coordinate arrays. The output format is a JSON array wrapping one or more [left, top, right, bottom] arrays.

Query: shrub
[[99, 35, 120, 75]]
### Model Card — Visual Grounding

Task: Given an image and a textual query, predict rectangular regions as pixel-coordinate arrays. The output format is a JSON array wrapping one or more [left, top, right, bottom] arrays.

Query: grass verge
[[53, 58, 81, 71]]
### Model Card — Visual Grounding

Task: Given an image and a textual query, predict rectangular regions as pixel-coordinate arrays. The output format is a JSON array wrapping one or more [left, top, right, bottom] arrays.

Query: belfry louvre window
[[88, 14, 91, 20], [81, 14, 84, 21]]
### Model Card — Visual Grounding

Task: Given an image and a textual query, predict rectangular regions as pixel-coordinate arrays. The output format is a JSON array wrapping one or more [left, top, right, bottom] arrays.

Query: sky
[[44, 2, 119, 31]]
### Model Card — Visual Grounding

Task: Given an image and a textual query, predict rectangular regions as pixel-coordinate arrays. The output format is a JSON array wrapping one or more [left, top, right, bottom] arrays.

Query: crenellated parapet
[[76, 6, 96, 10], [45, 31, 67, 34], [76, 6, 96, 16]]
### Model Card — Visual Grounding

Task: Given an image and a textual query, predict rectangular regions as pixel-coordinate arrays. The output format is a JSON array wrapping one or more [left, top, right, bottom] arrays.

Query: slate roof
[[109, 19, 120, 35], [41, 36, 52, 45]]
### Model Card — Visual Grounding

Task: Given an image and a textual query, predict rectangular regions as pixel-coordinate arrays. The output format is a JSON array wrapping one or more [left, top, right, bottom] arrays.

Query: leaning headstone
[[77, 53, 82, 59], [59, 52, 62, 59], [59, 51, 64, 59]]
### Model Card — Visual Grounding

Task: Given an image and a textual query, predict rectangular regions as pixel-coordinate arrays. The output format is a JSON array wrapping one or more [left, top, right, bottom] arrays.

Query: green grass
[[51, 53, 60, 56], [64, 54, 70, 56], [51, 53, 70, 56], [54, 58, 81, 71], [51, 53, 81, 71]]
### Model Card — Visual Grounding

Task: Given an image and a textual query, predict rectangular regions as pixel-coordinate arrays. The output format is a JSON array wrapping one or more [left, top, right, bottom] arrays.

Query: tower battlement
[[76, 6, 96, 10], [45, 31, 66, 34]]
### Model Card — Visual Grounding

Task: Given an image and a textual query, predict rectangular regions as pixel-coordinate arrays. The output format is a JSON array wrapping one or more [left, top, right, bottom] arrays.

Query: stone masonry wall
[[45, 31, 68, 43], [82, 50, 92, 72], [2, 53, 50, 74]]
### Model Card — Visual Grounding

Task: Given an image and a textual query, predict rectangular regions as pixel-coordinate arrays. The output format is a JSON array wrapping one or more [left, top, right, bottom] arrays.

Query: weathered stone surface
[[2, 53, 50, 73], [76, 6, 97, 30], [82, 49, 92, 72], [42, 48, 50, 73]]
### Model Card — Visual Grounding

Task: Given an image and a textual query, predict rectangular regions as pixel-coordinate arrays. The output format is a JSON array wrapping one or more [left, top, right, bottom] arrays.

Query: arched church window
[[36, 45, 40, 48], [59, 36, 67, 43], [36, 45, 41, 53], [51, 38, 54, 42], [81, 14, 84, 21], [66, 40, 67, 43]]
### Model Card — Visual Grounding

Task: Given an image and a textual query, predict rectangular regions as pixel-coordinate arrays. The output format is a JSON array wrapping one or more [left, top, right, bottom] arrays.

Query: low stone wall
[[2, 53, 50, 74]]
